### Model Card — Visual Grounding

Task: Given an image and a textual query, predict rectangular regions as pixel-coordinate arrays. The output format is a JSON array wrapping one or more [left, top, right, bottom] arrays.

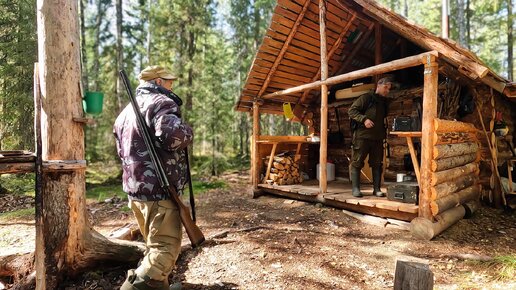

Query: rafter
[[297, 13, 357, 105], [256, 0, 312, 98]]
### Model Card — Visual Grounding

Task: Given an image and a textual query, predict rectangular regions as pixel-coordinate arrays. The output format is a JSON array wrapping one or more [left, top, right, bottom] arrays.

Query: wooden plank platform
[[258, 179, 419, 221]]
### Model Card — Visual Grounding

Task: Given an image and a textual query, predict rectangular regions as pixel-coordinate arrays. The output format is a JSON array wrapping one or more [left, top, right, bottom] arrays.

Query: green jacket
[[348, 92, 388, 141]]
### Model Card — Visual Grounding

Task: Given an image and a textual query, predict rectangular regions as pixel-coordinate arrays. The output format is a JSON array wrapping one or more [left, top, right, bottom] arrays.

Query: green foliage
[[0, 174, 34, 196], [192, 179, 227, 194], [0, 0, 37, 150]]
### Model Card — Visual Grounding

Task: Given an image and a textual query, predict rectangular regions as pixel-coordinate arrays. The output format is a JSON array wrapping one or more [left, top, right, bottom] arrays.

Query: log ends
[[410, 206, 466, 240]]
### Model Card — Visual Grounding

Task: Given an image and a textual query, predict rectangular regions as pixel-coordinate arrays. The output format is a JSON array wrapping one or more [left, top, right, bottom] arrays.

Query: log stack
[[263, 154, 303, 185], [412, 119, 480, 240]]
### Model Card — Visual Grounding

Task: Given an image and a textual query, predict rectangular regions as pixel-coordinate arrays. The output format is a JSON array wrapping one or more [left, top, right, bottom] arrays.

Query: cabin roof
[[235, 0, 515, 115]]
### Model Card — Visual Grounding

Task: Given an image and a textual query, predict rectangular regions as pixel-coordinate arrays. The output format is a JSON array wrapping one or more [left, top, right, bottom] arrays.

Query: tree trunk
[[466, 0, 471, 49], [36, 1, 144, 288], [116, 0, 124, 113], [92, 0, 102, 92], [457, 0, 467, 47], [79, 0, 88, 92], [146, 0, 152, 65], [508, 0, 514, 80]]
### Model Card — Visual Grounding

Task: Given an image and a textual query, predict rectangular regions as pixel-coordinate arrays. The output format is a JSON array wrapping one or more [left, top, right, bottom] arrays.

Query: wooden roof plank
[[256, 0, 312, 98]]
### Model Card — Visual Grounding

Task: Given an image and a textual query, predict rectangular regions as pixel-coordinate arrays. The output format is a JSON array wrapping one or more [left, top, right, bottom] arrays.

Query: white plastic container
[[316, 162, 335, 181]]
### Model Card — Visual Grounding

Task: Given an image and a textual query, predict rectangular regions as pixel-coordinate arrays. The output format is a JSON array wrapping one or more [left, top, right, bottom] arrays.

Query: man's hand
[[364, 119, 374, 128]]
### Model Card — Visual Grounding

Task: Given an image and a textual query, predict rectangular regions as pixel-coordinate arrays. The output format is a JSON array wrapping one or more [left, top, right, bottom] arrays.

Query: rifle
[[119, 70, 205, 247]]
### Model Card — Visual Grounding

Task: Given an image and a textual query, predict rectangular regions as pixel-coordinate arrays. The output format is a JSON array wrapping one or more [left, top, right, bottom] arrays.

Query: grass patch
[[86, 184, 126, 202], [0, 173, 35, 196], [86, 161, 122, 186], [191, 179, 227, 194], [0, 207, 35, 221], [466, 255, 516, 282]]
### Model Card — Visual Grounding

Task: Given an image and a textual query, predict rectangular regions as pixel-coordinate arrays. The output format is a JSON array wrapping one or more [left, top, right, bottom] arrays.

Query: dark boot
[[372, 167, 385, 197], [120, 269, 181, 290], [350, 167, 363, 197]]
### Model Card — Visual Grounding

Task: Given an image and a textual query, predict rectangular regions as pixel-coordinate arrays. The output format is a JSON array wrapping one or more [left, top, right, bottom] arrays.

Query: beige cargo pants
[[129, 199, 182, 281]]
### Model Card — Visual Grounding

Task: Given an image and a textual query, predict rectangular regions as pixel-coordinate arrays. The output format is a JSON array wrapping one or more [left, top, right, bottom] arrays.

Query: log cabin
[[234, 0, 516, 239]]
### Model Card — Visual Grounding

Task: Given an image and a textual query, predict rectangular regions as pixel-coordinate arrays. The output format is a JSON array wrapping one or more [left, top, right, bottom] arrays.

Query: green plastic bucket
[[83, 92, 104, 116]]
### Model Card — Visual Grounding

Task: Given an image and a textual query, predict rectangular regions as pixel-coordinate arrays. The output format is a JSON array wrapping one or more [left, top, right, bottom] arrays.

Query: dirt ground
[[1, 171, 515, 289]]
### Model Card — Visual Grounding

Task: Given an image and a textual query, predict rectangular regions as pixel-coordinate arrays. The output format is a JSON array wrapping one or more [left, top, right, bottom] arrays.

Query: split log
[[434, 118, 477, 133], [430, 185, 479, 216], [433, 142, 479, 160], [463, 200, 479, 218], [410, 206, 466, 240], [431, 173, 477, 200], [394, 256, 434, 290], [431, 162, 479, 186], [433, 132, 477, 145], [431, 153, 477, 172], [273, 162, 285, 170]]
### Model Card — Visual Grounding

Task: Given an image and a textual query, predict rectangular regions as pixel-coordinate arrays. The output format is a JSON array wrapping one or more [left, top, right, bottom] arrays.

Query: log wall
[[429, 119, 480, 217]]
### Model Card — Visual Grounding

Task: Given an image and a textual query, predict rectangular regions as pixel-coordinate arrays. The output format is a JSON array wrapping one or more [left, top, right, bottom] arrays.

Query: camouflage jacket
[[348, 92, 388, 141], [113, 82, 193, 201]]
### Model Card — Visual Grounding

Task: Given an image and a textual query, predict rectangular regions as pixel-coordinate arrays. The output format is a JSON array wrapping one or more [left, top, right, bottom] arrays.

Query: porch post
[[420, 54, 438, 220], [252, 101, 260, 189], [319, 0, 328, 193]]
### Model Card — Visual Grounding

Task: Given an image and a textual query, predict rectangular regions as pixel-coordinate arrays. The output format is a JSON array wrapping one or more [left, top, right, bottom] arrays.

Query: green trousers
[[129, 199, 182, 281], [350, 138, 384, 169]]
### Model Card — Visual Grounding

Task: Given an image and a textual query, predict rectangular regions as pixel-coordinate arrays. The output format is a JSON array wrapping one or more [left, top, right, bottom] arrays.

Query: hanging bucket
[[83, 91, 104, 116]]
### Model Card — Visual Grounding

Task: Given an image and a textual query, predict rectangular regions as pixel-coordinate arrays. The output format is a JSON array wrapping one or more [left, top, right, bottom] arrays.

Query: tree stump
[[394, 256, 434, 290]]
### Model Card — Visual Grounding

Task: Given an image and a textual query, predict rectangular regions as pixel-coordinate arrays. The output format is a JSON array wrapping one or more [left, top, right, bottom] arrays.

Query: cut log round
[[431, 173, 477, 200], [394, 257, 434, 290], [434, 119, 477, 133], [410, 206, 466, 240], [273, 162, 285, 170], [430, 185, 479, 216], [431, 162, 479, 186], [433, 142, 479, 160], [431, 153, 477, 172]]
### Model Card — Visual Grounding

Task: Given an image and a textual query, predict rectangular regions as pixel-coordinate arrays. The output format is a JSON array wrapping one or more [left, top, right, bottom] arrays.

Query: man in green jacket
[[348, 76, 395, 197]]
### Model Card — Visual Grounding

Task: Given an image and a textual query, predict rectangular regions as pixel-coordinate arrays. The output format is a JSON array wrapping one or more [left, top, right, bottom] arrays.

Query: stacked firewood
[[264, 155, 303, 185]]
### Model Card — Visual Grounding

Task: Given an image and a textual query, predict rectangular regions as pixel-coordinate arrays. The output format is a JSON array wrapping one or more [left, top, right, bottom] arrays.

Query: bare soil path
[[1, 171, 515, 289]]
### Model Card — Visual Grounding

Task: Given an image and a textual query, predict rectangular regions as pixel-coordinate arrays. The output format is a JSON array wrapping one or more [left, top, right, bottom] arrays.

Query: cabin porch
[[258, 179, 418, 221]]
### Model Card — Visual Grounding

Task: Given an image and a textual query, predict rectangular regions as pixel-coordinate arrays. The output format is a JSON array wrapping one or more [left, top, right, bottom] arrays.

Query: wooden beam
[[263, 143, 278, 183], [262, 51, 439, 99], [353, 0, 489, 79], [256, 0, 311, 98], [0, 163, 35, 174], [419, 54, 438, 220], [411, 206, 465, 240], [298, 13, 357, 104], [319, 0, 328, 194], [252, 102, 260, 189]]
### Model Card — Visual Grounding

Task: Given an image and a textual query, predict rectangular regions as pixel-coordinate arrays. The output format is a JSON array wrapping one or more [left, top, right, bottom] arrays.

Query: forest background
[[0, 0, 514, 176]]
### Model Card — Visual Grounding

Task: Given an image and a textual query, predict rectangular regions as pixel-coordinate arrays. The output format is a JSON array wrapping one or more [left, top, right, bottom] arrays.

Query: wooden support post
[[263, 143, 277, 183], [419, 55, 438, 220], [394, 256, 434, 290], [406, 136, 420, 184], [319, 0, 328, 193], [252, 102, 260, 189]]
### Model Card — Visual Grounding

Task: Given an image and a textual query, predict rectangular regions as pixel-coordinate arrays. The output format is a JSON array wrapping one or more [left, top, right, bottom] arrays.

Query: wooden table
[[256, 136, 317, 183], [389, 131, 422, 185]]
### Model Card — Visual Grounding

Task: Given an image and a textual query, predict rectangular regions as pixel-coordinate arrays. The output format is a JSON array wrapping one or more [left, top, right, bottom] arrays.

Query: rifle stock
[[119, 70, 205, 247], [168, 186, 205, 246]]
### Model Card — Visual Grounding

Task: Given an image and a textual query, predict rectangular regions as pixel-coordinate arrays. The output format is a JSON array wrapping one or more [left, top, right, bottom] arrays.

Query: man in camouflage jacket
[[348, 75, 395, 198], [115, 65, 193, 290]]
